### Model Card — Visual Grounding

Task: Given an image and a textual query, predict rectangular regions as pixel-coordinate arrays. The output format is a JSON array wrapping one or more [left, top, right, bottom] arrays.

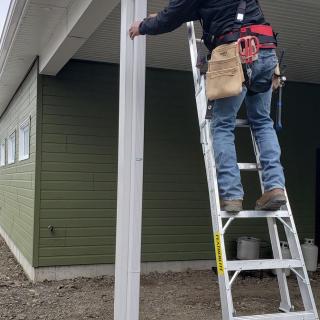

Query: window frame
[[0, 140, 5, 167], [19, 117, 31, 161], [7, 131, 16, 165]]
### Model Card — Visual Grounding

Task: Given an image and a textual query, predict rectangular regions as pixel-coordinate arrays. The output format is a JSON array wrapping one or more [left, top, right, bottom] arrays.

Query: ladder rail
[[187, 21, 235, 320], [250, 128, 295, 312], [283, 200, 319, 313], [281, 190, 318, 313], [250, 128, 318, 316]]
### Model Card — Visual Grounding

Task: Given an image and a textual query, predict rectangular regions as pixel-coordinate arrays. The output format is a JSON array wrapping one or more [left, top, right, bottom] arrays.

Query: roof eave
[[0, 0, 28, 78]]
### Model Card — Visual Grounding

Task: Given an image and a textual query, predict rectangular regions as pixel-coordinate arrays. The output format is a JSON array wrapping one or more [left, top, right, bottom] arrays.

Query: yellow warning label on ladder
[[214, 232, 224, 276]]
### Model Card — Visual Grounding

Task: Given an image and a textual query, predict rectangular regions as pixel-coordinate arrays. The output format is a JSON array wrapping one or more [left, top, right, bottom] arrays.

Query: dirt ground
[[0, 237, 319, 320]]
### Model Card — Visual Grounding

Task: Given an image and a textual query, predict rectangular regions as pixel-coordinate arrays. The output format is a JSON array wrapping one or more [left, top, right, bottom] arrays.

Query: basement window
[[0, 141, 5, 166], [7, 131, 16, 165], [19, 118, 30, 161]]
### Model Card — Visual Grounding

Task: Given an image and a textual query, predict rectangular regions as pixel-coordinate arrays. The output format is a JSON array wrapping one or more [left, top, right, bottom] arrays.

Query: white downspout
[[114, 0, 147, 319]]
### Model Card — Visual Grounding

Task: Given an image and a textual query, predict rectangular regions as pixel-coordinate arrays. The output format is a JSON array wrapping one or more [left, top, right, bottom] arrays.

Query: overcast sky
[[0, 0, 11, 39]]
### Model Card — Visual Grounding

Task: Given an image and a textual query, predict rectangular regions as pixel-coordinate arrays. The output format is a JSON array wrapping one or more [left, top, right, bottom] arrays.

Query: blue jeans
[[210, 49, 285, 200]]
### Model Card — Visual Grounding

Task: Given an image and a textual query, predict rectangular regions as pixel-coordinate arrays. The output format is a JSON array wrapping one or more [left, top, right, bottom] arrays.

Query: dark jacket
[[139, 0, 266, 49]]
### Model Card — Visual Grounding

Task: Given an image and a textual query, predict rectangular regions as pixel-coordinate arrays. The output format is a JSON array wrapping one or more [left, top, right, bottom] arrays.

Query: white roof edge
[[0, 0, 28, 78]]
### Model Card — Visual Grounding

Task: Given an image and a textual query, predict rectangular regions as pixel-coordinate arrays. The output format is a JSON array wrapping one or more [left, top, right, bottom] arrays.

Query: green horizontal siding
[[0, 64, 38, 264], [38, 61, 214, 266], [39, 62, 118, 266], [143, 68, 213, 262], [38, 60, 320, 267]]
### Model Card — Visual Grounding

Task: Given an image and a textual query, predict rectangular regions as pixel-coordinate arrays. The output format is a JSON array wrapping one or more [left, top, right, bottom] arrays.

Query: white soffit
[[0, 0, 119, 116], [74, 0, 320, 84], [39, 0, 119, 75], [0, 0, 75, 116]]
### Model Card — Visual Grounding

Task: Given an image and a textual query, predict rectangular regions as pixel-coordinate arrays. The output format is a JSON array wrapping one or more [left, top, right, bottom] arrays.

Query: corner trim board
[[32, 59, 42, 268]]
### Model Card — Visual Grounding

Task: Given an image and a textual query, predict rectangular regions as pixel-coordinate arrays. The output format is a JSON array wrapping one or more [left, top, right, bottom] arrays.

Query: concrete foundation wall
[[0, 223, 214, 282]]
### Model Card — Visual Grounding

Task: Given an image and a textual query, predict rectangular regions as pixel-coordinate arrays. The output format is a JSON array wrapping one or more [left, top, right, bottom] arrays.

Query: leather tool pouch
[[206, 42, 245, 100]]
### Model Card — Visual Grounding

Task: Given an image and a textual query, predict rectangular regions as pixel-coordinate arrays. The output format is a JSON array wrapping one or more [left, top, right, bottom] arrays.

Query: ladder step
[[220, 210, 289, 219], [238, 163, 261, 171], [236, 119, 250, 127], [227, 259, 302, 272], [234, 311, 316, 320]]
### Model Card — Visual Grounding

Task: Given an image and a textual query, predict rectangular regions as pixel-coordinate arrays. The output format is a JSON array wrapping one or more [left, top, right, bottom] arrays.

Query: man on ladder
[[129, 0, 286, 213]]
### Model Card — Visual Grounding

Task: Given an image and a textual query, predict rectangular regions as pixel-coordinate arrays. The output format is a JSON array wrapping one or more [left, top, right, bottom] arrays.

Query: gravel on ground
[[0, 237, 319, 320]]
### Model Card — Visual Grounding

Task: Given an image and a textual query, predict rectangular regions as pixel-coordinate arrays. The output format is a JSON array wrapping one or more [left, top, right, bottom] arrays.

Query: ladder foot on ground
[[233, 311, 317, 319]]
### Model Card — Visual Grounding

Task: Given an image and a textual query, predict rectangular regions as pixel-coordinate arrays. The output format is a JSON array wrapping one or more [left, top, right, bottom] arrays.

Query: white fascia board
[[39, 0, 119, 75]]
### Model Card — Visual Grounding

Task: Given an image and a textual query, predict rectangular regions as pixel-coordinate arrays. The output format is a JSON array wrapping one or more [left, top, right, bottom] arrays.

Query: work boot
[[220, 200, 243, 213], [255, 188, 287, 211]]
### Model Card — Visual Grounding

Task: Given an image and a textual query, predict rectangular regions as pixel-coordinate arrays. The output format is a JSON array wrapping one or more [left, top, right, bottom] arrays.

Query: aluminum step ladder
[[187, 21, 319, 320]]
